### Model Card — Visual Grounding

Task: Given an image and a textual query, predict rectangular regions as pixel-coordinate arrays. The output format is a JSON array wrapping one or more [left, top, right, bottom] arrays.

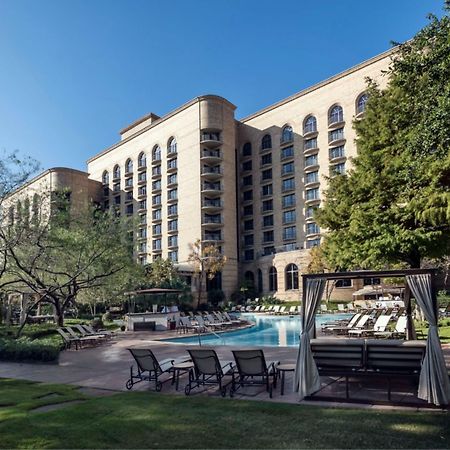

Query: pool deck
[[1, 328, 450, 411]]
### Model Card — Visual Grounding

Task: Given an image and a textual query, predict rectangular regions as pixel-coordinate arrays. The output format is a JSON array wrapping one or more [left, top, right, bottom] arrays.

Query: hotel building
[[5, 48, 394, 301]]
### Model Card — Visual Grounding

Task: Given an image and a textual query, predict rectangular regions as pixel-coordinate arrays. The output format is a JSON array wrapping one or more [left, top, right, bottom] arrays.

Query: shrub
[[91, 318, 104, 330], [207, 289, 225, 307], [0, 336, 61, 362], [102, 312, 112, 323]]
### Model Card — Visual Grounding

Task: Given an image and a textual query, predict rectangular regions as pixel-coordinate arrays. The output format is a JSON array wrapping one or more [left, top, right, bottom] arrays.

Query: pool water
[[162, 313, 351, 347]]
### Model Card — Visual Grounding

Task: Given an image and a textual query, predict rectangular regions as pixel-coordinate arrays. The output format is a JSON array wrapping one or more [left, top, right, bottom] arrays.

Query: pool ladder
[[197, 326, 226, 346]]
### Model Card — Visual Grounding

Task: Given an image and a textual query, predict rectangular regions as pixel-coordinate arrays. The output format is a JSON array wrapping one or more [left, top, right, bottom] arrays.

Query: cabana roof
[[303, 268, 437, 281]]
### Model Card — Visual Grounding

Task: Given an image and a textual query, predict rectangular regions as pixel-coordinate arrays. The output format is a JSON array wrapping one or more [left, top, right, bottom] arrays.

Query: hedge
[[0, 336, 62, 362]]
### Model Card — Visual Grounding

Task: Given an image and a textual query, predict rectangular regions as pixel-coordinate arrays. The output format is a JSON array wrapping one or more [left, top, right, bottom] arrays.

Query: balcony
[[260, 145, 272, 154], [124, 170, 133, 178], [137, 163, 147, 172], [151, 184, 161, 193], [137, 175, 147, 185], [328, 119, 345, 130], [201, 166, 223, 179], [302, 129, 318, 140], [202, 215, 223, 228], [167, 177, 177, 188], [151, 168, 162, 179], [201, 182, 222, 195], [202, 233, 223, 243], [201, 149, 222, 163], [152, 156, 162, 166], [167, 227, 178, 234], [202, 199, 223, 211], [124, 183, 133, 192], [200, 132, 222, 148], [304, 158, 319, 172], [167, 195, 178, 204], [137, 191, 147, 200], [151, 200, 161, 209], [328, 129, 346, 146], [152, 214, 162, 223], [329, 147, 346, 162]]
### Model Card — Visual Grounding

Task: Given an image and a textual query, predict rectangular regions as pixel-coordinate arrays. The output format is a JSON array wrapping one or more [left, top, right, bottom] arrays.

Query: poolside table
[[277, 363, 296, 395], [171, 361, 194, 391]]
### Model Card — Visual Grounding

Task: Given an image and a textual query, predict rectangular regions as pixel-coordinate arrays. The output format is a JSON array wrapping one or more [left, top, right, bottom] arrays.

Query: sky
[[0, 0, 446, 172]]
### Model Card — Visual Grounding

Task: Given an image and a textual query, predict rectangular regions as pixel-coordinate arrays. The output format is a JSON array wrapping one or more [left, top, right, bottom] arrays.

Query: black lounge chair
[[230, 349, 279, 398], [125, 348, 188, 391], [184, 348, 234, 397]]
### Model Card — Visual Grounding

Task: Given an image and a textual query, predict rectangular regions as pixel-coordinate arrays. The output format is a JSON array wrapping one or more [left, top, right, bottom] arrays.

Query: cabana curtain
[[406, 274, 450, 406], [294, 277, 326, 400]]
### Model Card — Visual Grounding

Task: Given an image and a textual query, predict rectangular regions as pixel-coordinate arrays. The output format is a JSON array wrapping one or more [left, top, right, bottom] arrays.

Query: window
[[168, 204, 178, 216], [103, 187, 110, 197], [168, 189, 178, 200], [138, 152, 146, 168], [306, 188, 320, 201], [336, 279, 352, 288], [282, 194, 296, 208], [283, 226, 296, 240], [262, 199, 273, 212], [168, 137, 177, 154], [139, 199, 147, 210], [285, 264, 299, 290], [363, 277, 381, 286], [329, 105, 344, 125], [356, 93, 368, 114], [113, 183, 120, 192], [152, 194, 161, 205], [153, 239, 162, 250], [152, 145, 161, 161], [303, 115, 317, 134], [329, 145, 345, 159], [305, 206, 316, 219], [126, 204, 133, 215], [283, 209, 296, 224], [168, 235, 178, 247], [167, 173, 178, 185], [167, 158, 177, 170], [242, 142, 252, 156], [269, 267, 278, 291], [126, 191, 133, 201], [243, 175, 253, 186], [125, 177, 133, 187], [242, 160, 252, 171], [261, 134, 272, 150], [257, 269, 263, 293], [102, 171, 109, 184], [261, 184, 273, 196], [306, 222, 320, 235], [152, 166, 161, 176], [263, 246, 275, 256], [281, 145, 294, 160], [263, 230, 274, 243], [153, 224, 162, 235], [261, 153, 272, 166], [113, 165, 120, 179], [125, 158, 133, 174], [328, 128, 344, 143], [244, 250, 254, 261], [168, 250, 178, 262], [281, 125, 293, 143], [305, 171, 318, 184], [305, 155, 318, 167], [138, 242, 147, 253], [138, 171, 147, 182], [152, 180, 161, 190], [281, 162, 294, 175], [282, 177, 295, 192], [243, 190, 253, 201], [244, 234, 254, 246], [168, 219, 178, 231], [331, 162, 346, 175], [243, 205, 253, 216], [261, 169, 272, 181], [304, 138, 317, 150], [263, 215, 274, 227], [114, 195, 121, 205], [153, 209, 161, 220], [306, 238, 321, 248], [140, 214, 147, 224], [244, 219, 254, 231]]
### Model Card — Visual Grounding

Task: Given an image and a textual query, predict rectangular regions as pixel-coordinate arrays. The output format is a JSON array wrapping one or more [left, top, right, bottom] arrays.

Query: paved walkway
[[1, 331, 449, 411]]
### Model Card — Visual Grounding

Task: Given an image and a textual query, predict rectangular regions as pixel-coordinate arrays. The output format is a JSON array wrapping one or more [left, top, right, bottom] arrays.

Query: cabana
[[294, 268, 450, 406]]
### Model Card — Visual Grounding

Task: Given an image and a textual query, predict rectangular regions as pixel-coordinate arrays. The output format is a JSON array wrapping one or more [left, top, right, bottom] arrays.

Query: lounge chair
[[323, 313, 366, 335], [348, 314, 391, 337], [56, 328, 84, 350], [278, 306, 286, 315], [260, 305, 266, 312], [343, 314, 371, 335], [223, 311, 243, 325], [125, 348, 188, 391], [322, 313, 361, 332], [272, 305, 280, 314], [73, 324, 108, 340], [83, 324, 113, 337], [178, 316, 200, 334], [64, 326, 103, 345], [337, 303, 345, 312], [288, 306, 297, 315], [374, 315, 407, 339], [230, 349, 279, 398], [185, 349, 234, 397], [320, 304, 328, 313]]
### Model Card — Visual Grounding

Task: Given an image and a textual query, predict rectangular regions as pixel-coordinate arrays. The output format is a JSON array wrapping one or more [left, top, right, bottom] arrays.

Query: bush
[[0, 336, 61, 362], [102, 312, 112, 323], [207, 289, 225, 307], [91, 318, 104, 331]]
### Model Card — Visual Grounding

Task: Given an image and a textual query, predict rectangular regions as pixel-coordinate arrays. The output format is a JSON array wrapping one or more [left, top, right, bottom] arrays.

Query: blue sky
[[0, 0, 445, 172]]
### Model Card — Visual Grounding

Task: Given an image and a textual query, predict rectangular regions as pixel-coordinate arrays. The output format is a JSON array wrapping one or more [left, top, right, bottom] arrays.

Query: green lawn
[[1, 379, 449, 449]]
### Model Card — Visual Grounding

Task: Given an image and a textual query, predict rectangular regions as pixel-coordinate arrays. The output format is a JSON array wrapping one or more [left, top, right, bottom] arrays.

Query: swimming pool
[[162, 313, 351, 347]]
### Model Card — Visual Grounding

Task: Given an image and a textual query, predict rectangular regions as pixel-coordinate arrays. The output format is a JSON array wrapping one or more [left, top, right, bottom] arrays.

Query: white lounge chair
[[348, 314, 391, 337]]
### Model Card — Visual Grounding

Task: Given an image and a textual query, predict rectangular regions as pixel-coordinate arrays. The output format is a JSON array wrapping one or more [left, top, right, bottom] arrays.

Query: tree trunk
[[197, 274, 203, 310], [53, 301, 65, 327]]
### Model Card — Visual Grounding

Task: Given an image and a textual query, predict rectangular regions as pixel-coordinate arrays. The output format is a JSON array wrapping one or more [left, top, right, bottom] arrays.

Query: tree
[[144, 258, 186, 289], [306, 245, 337, 305], [316, 5, 450, 270], [187, 239, 227, 308], [3, 199, 141, 327]]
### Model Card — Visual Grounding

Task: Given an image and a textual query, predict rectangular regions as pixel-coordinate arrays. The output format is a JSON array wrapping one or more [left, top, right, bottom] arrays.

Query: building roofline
[[6, 167, 92, 198], [87, 95, 237, 165], [119, 112, 161, 136], [240, 46, 397, 123]]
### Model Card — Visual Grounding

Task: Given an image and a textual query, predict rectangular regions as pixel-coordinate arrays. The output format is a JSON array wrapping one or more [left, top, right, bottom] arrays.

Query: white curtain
[[406, 274, 450, 406], [294, 277, 326, 400]]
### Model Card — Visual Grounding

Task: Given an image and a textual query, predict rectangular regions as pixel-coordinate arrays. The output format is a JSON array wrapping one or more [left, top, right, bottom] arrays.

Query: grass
[[1, 378, 449, 449], [415, 319, 450, 343]]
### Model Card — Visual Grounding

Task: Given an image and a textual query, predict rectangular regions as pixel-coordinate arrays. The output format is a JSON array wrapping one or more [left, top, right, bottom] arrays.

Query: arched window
[[125, 159, 133, 174], [242, 142, 252, 157], [281, 125, 293, 144], [269, 266, 278, 291], [244, 270, 255, 289], [168, 137, 177, 155], [102, 171, 109, 184], [257, 269, 263, 293], [152, 145, 161, 161], [113, 165, 120, 179], [356, 93, 368, 115], [138, 152, 146, 168], [329, 105, 344, 125], [303, 115, 317, 134], [261, 134, 272, 150], [285, 263, 299, 290]]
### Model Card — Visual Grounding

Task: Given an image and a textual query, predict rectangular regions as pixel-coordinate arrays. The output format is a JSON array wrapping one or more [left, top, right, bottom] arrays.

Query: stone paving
[[1, 330, 449, 411]]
